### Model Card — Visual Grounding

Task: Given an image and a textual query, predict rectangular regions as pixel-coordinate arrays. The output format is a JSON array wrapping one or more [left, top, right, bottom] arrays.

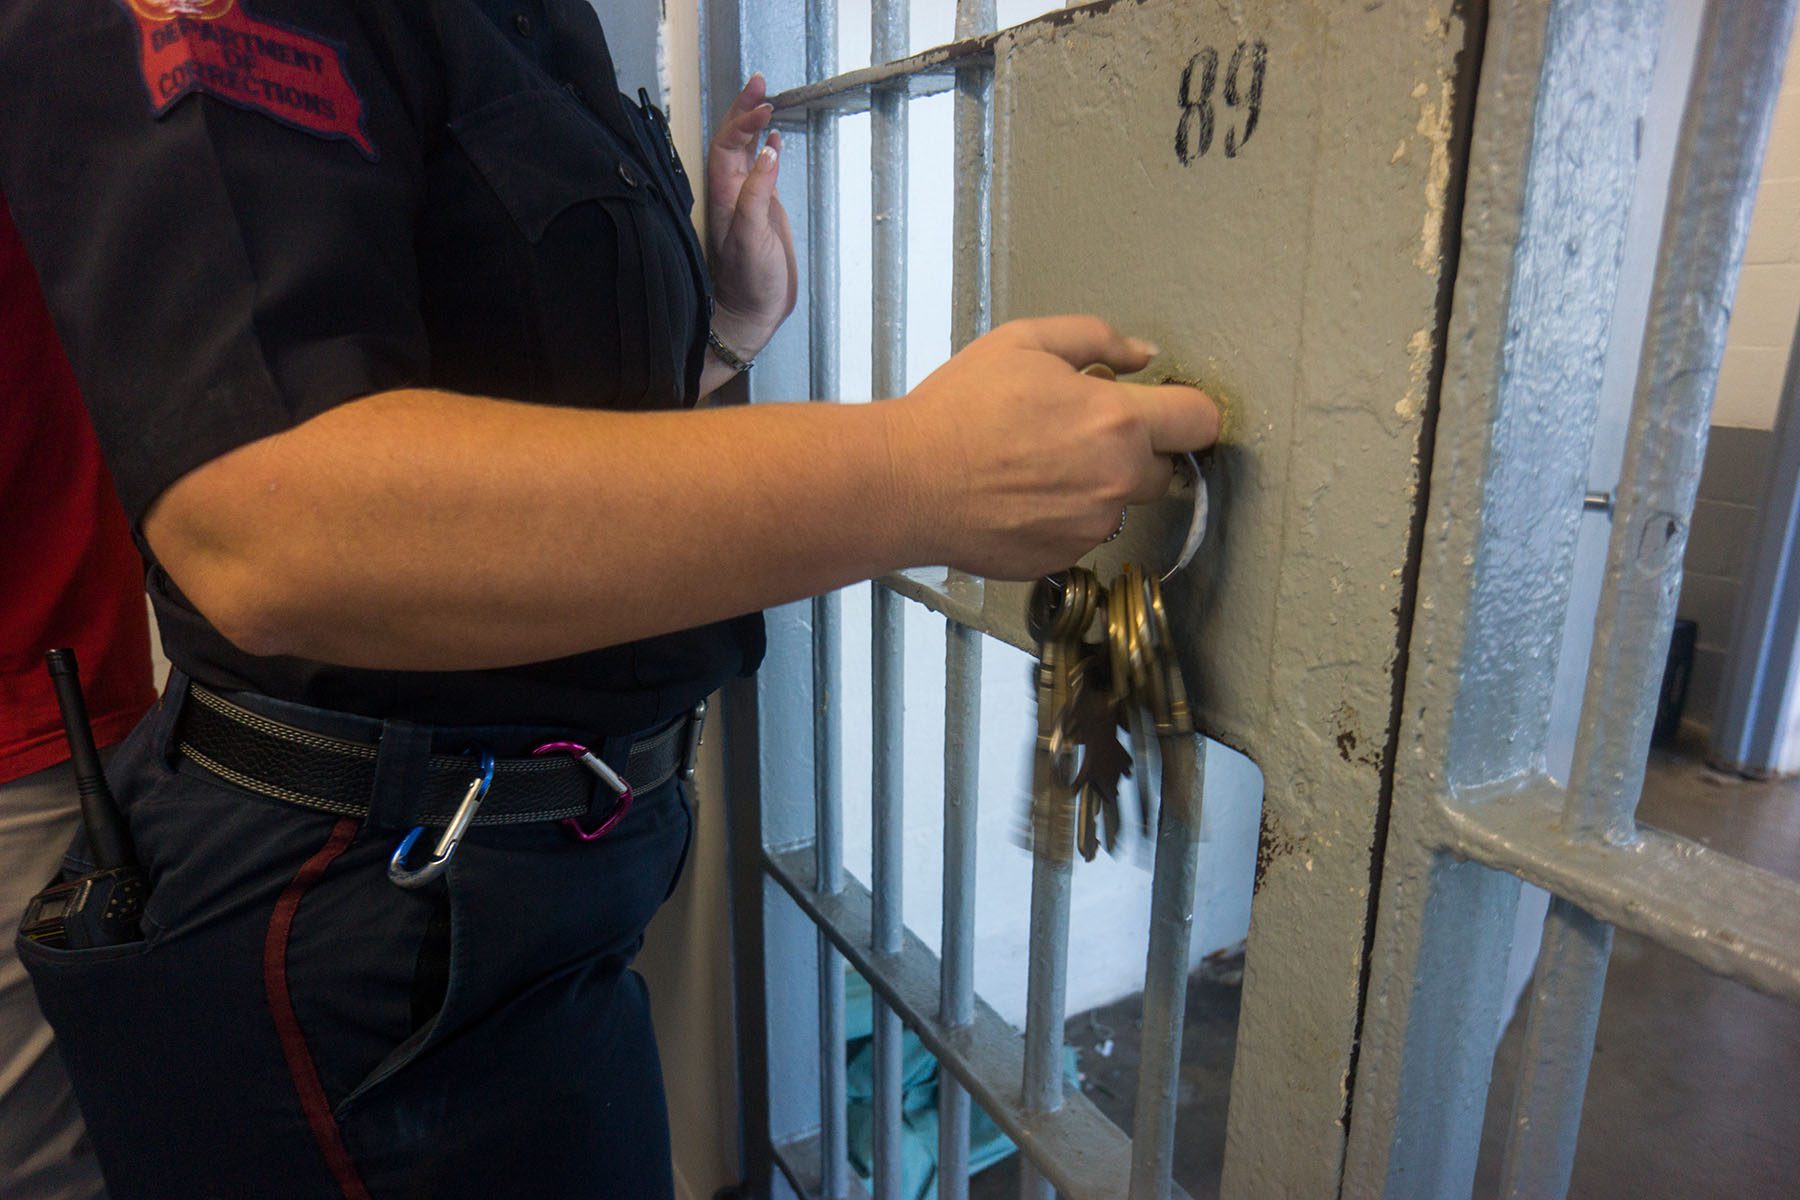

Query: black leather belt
[[175, 683, 704, 828]]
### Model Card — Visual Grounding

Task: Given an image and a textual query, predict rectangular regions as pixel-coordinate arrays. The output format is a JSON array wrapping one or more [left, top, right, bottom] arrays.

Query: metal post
[[871, 585, 905, 1200], [805, 2, 849, 1195], [938, 621, 983, 1200], [871, 5, 910, 1198], [1128, 740, 1206, 1200], [1500, 0, 1797, 1194], [1020, 850, 1072, 1200], [938, 5, 996, 1196], [950, 0, 995, 350], [1022, 585, 1074, 1200]]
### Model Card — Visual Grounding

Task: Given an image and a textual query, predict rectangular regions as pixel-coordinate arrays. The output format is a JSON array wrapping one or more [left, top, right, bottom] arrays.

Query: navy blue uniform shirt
[[0, 0, 763, 731]]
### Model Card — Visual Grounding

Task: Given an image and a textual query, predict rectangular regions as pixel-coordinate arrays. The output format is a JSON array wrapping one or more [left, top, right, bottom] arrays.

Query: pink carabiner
[[532, 741, 633, 842]]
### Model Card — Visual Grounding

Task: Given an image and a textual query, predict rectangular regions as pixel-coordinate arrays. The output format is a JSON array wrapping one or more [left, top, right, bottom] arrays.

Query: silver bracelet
[[707, 329, 755, 373]]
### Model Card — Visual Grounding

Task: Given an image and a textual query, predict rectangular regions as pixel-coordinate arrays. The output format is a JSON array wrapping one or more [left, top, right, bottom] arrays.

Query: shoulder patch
[[121, 0, 378, 161]]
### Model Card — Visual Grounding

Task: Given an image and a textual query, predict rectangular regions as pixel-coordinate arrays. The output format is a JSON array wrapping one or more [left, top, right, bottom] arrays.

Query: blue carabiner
[[388, 752, 495, 890]]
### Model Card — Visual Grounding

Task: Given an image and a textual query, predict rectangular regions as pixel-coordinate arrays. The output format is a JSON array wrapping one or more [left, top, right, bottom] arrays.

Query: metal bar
[[881, 570, 1030, 655], [937, 5, 995, 1195], [1128, 738, 1206, 1200], [767, 37, 998, 122], [768, 0, 1160, 123], [805, 2, 848, 1194], [1019, 850, 1072, 1200], [765, 844, 1198, 1200], [1496, 898, 1614, 1199], [1497, 3, 1796, 1192], [816, 932, 848, 1200], [870, 6, 909, 1196], [938, 621, 983, 1200], [949, 0, 995, 352], [1435, 778, 1800, 1003], [1339, 2, 1719, 1193], [871, 582, 905, 1200], [1562, 0, 1794, 842], [774, 1130, 875, 1200]]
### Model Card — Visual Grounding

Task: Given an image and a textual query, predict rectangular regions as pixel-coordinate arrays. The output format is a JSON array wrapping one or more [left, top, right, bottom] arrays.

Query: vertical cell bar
[[804, 2, 848, 1196], [870, 6, 910, 1200], [938, 4, 995, 1192], [949, 0, 996, 352], [1128, 740, 1205, 1200], [1019, 850, 1071, 1200], [1021, 599, 1073, 1200], [1500, 1, 1796, 1196], [1559, 7, 1789, 840], [1498, 898, 1613, 1200], [870, 584, 905, 1200], [937, 620, 983, 1200]]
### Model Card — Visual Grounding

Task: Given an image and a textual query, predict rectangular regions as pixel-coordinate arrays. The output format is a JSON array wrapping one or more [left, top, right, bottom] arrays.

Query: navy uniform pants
[[17, 673, 692, 1200]]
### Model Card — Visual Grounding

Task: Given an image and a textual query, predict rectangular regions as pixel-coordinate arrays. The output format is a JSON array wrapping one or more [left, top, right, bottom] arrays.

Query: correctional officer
[[0, 1, 1219, 1197]]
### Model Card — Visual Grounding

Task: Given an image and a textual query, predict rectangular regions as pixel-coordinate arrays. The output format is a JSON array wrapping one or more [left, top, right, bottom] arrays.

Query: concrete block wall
[[1710, 27, 1800, 431], [1680, 427, 1777, 727], [1677, 27, 1798, 731]]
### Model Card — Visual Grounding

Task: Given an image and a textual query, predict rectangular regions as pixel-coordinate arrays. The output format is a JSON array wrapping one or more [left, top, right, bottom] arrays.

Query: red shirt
[[1, 192, 156, 782]]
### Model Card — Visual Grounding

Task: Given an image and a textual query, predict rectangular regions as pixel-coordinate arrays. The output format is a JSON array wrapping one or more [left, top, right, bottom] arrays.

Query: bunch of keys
[[1022, 453, 1207, 865], [1024, 564, 1196, 863]]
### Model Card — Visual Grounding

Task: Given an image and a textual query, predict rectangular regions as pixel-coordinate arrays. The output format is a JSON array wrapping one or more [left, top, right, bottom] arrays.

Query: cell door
[[699, 1, 1800, 1198]]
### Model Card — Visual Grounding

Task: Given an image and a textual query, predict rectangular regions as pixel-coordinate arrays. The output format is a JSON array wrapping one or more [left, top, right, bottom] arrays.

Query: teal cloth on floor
[[843, 971, 1078, 1200]]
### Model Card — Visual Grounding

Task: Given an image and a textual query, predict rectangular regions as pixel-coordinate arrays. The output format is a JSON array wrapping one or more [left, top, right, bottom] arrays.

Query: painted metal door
[[701, 1, 1800, 1197]]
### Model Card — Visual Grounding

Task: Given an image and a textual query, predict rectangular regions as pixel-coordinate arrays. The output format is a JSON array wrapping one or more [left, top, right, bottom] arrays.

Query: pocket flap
[[450, 89, 649, 242]]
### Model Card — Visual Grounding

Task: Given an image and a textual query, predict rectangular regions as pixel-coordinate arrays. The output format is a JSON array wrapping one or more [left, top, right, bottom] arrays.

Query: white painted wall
[[1713, 25, 1800, 430]]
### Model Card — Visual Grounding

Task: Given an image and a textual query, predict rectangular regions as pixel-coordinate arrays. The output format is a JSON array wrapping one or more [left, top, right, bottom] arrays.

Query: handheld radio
[[18, 649, 147, 949]]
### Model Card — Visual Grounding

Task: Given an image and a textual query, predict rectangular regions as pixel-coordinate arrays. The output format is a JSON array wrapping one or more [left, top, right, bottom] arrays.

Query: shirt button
[[617, 162, 641, 188], [513, 12, 533, 35]]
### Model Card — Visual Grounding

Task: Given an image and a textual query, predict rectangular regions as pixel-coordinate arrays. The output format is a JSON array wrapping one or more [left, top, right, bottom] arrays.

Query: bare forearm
[[147, 388, 926, 670], [146, 317, 1222, 673]]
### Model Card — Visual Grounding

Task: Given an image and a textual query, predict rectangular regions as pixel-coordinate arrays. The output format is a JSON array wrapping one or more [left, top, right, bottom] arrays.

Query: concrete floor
[[969, 735, 1800, 1199]]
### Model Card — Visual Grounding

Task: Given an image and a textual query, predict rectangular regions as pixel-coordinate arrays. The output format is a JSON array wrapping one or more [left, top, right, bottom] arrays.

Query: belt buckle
[[531, 741, 633, 842]]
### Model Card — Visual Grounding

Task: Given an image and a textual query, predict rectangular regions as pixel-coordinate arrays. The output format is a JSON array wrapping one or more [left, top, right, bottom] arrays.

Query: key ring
[[532, 741, 634, 841], [389, 751, 495, 889], [1164, 452, 1208, 583]]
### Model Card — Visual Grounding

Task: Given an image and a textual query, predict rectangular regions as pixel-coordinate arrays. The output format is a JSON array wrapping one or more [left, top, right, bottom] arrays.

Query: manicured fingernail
[[1129, 337, 1161, 358], [759, 145, 777, 167]]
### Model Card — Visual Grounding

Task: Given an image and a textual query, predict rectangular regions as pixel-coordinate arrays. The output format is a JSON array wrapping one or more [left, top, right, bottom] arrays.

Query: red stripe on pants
[[263, 817, 374, 1200]]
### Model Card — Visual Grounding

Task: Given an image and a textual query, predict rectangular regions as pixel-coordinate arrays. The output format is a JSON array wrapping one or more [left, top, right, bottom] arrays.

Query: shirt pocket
[[448, 88, 683, 410]]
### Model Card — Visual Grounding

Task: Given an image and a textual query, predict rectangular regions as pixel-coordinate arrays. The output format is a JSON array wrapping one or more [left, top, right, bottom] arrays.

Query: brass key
[[1108, 565, 1158, 853], [1026, 569, 1103, 863], [1137, 564, 1193, 738]]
